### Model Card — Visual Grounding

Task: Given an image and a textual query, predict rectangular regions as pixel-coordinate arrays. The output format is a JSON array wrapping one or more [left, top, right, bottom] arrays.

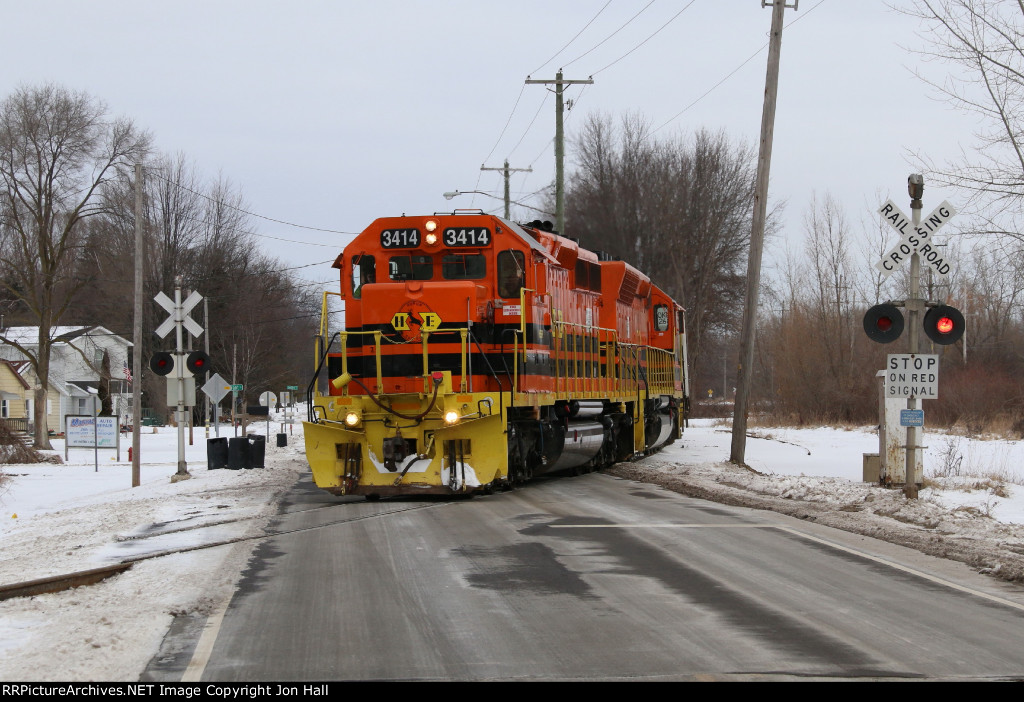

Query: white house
[[0, 326, 133, 435]]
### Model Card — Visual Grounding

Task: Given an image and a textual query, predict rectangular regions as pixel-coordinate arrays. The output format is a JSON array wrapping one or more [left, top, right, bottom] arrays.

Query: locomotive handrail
[[319, 291, 342, 339], [307, 331, 341, 423], [552, 319, 619, 397], [468, 329, 507, 422], [499, 327, 521, 395], [331, 330, 385, 394]]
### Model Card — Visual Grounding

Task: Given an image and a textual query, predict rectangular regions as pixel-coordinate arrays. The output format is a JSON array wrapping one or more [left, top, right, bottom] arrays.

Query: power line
[[652, 0, 828, 135], [154, 208, 348, 249], [591, 0, 699, 76], [479, 1, 613, 174], [529, 0, 614, 75], [479, 84, 528, 170], [147, 168, 357, 237], [561, 0, 657, 70], [506, 91, 551, 160]]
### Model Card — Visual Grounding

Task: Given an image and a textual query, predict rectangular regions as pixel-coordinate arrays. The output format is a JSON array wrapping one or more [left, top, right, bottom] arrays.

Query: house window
[[1, 399, 8, 418], [93, 348, 104, 366]]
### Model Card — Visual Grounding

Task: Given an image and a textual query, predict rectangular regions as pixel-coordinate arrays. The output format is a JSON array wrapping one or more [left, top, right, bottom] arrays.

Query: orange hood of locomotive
[[359, 280, 480, 335]]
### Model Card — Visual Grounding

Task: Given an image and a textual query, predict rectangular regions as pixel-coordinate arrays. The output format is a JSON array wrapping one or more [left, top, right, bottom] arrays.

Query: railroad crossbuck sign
[[885, 354, 939, 399], [154, 290, 204, 339], [875, 199, 957, 280]]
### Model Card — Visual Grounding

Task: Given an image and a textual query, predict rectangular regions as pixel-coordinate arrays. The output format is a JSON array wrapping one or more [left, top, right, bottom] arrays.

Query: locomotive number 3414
[[380, 229, 421, 248], [443, 227, 491, 247]]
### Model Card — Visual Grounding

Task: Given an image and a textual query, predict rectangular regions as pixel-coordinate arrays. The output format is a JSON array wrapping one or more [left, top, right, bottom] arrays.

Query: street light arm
[[441, 189, 554, 217]]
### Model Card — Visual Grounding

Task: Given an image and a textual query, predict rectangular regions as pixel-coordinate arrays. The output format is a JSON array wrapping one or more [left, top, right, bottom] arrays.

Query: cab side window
[[351, 255, 376, 298], [497, 250, 525, 298]]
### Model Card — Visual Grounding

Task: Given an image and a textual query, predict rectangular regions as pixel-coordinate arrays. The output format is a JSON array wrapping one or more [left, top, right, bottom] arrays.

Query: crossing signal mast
[[151, 277, 209, 480], [863, 175, 965, 498]]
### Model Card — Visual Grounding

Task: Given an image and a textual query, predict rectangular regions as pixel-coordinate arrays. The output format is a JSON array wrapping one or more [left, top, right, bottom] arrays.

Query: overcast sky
[[0, 1, 974, 289]]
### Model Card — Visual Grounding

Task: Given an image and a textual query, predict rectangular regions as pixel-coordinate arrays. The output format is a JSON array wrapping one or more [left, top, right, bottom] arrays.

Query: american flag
[[123, 359, 132, 384]]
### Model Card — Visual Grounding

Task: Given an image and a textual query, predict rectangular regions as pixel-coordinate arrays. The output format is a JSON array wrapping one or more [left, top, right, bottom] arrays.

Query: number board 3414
[[443, 227, 491, 247], [380, 229, 421, 248]]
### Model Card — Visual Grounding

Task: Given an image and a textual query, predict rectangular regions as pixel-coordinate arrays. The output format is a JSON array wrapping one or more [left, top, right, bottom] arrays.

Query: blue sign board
[[900, 409, 924, 427]]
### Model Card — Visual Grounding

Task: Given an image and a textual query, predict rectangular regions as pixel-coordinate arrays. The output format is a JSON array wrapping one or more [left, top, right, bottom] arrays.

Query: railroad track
[[0, 501, 450, 602]]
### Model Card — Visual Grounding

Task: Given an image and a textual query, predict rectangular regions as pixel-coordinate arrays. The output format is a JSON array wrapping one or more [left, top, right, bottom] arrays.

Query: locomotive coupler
[[382, 429, 410, 472]]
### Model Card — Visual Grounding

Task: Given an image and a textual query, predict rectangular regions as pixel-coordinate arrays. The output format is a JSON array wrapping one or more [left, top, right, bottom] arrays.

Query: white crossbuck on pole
[[875, 198, 956, 280]]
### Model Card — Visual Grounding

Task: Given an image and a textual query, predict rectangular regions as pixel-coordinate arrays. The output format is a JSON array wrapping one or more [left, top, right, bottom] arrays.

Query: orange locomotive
[[303, 211, 690, 497]]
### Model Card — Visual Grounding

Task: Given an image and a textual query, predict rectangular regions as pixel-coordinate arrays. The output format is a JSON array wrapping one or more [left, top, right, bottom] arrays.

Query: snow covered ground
[[1, 416, 1023, 681]]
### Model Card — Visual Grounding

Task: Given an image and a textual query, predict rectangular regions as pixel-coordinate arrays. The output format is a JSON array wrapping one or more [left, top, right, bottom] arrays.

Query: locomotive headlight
[[344, 411, 361, 428], [443, 410, 459, 425], [425, 231, 438, 246], [424, 219, 438, 232]]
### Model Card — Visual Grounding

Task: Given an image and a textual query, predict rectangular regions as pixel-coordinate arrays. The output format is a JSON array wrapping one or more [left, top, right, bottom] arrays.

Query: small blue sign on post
[[900, 409, 924, 427]]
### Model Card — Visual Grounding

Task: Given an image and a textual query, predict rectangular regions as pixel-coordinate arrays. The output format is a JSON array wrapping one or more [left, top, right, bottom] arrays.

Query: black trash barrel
[[276, 433, 287, 447], [248, 434, 266, 468], [207, 437, 228, 469], [228, 436, 251, 469]]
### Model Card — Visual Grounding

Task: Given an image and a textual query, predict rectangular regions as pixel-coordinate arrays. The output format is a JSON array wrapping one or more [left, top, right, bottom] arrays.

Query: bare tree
[[0, 84, 149, 448], [566, 113, 764, 380], [902, 0, 1024, 236]]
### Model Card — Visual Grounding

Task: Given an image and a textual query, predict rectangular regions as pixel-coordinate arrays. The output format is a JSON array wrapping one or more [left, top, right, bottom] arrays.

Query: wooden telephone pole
[[731, 1, 795, 465], [131, 163, 144, 487], [480, 161, 532, 219], [525, 71, 593, 234]]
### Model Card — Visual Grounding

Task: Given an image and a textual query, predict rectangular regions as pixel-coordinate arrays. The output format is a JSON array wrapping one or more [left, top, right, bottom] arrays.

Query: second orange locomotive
[[304, 211, 689, 497]]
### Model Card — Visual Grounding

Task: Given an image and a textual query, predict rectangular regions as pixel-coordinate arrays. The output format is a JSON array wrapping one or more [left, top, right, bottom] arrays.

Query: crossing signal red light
[[863, 304, 904, 344], [186, 350, 210, 374], [150, 352, 174, 376], [923, 305, 965, 345]]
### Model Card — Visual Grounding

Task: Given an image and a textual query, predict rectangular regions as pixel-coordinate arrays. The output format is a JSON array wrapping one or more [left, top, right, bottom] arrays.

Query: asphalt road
[[149, 470, 1024, 681]]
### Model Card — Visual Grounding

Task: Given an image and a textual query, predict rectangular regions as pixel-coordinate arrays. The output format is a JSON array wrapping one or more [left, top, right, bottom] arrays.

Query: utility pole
[[731, 0, 794, 466], [203, 296, 210, 437], [173, 276, 190, 479], [525, 70, 593, 235], [232, 343, 237, 437], [185, 289, 193, 447], [480, 160, 532, 219], [131, 163, 144, 488], [905, 174, 924, 499]]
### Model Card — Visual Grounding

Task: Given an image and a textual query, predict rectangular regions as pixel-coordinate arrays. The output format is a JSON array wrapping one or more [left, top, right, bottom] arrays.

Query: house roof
[[8, 359, 70, 396], [0, 359, 30, 390]]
